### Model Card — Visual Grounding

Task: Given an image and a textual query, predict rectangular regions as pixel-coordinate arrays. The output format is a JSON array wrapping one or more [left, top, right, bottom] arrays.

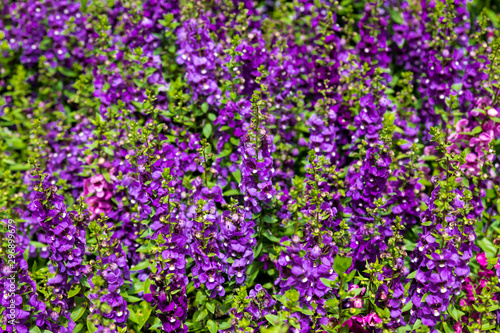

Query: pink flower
[[466, 153, 477, 164], [477, 252, 488, 268], [348, 284, 360, 291], [487, 108, 498, 117], [86, 197, 112, 220], [364, 312, 382, 327], [471, 109, 481, 116], [343, 316, 365, 333], [83, 175, 114, 219], [479, 132, 492, 143], [352, 298, 363, 309], [455, 118, 469, 132], [348, 284, 366, 295], [462, 153, 481, 175], [84, 175, 113, 199]]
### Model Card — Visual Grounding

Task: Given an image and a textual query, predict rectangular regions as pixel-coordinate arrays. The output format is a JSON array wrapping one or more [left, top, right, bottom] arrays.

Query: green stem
[[95, 229, 106, 273], [167, 193, 172, 235], [338, 276, 343, 333]]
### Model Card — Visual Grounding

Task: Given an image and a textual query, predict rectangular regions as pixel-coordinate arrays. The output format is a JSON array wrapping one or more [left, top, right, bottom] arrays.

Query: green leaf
[[73, 324, 84, 333], [30, 327, 42, 333], [203, 123, 212, 138], [401, 301, 413, 312], [489, 303, 500, 312], [482, 323, 496, 330], [397, 326, 411, 333], [131, 260, 150, 271], [80, 0, 89, 12], [161, 13, 174, 27], [201, 103, 209, 113], [135, 244, 151, 253], [144, 67, 156, 76], [143, 277, 152, 294], [263, 215, 277, 224], [448, 307, 458, 321], [8, 137, 26, 150], [195, 309, 208, 322], [412, 319, 422, 331], [320, 277, 336, 288], [232, 169, 241, 183], [253, 242, 263, 258], [71, 304, 87, 321], [219, 320, 232, 330], [103, 146, 115, 156], [23, 247, 29, 262], [442, 322, 454, 333], [325, 298, 340, 309], [388, 9, 403, 24], [374, 305, 386, 319], [58, 66, 78, 77], [68, 285, 81, 298], [404, 281, 412, 294], [333, 256, 352, 275], [207, 320, 218, 333], [128, 308, 139, 324], [94, 112, 104, 126], [478, 237, 497, 258], [273, 294, 287, 304], [298, 306, 313, 315], [451, 83, 463, 92], [223, 189, 241, 196], [102, 169, 111, 183], [87, 317, 97, 333], [284, 289, 300, 303], [86, 140, 99, 151], [263, 230, 280, 243], [407, 270, 418, 279], [230, 137, 240, 146], [346, 288, 363, 299], [131, 281, 145, 294], [195, 290, 208, 304], [131, 100, 144, 109], [9, 163, 31, 171], [149, 318, 163, 330], [206, 302, 215, 314], [122, 293, 142, 303], [216, 148, 232, 158], [345, 269, 356, 283], [403, 239, 416, 251], [486, 8, 499, 27], [265, 314, 279, 326], [136, 301, 153, 330], [471, 126, 482, 135]]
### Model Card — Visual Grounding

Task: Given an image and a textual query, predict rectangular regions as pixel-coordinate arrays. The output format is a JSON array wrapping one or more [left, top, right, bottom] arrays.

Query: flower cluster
[[2, 0, 500, 332]]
